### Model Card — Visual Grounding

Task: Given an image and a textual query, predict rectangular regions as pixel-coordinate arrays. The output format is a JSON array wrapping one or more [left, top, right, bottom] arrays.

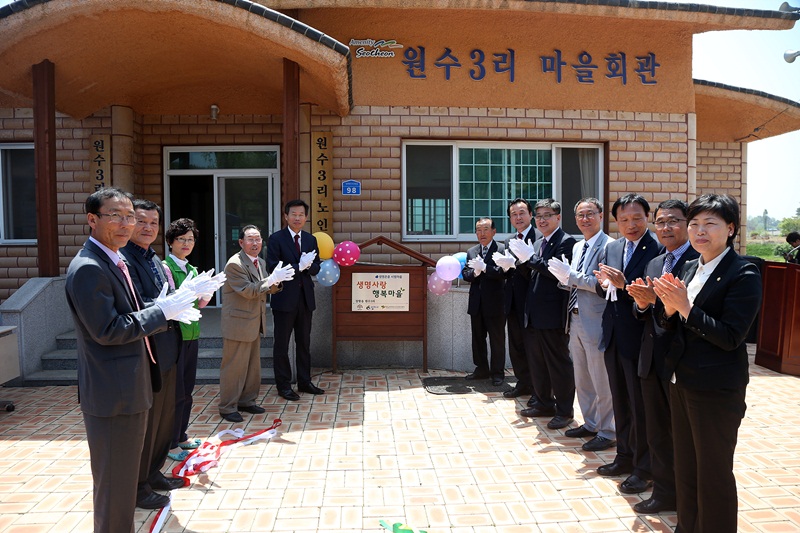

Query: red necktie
[[517, 233, 523, 240], [294, 234, 301, 255], [117, 260, 156, 364], [253, 258, 259, 273]]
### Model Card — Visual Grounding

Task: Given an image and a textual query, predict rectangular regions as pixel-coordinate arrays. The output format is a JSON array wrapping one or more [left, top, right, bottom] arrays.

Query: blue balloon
[[317, 258, 341, 287], [453, 252, 467, 280]]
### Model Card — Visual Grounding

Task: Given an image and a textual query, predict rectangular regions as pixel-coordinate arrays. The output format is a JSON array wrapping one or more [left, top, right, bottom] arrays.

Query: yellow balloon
[[313, 231, 335, 260]]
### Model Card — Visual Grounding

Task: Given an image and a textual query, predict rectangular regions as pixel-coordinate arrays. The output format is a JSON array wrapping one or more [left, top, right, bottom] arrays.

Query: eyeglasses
[[575, 211, 599, 220], [243, 238, 262, 244], [534, 213, 556, 221], [95, 212, 136, 224], [175, 237, 195, 244], [654, 218, 686, 229]]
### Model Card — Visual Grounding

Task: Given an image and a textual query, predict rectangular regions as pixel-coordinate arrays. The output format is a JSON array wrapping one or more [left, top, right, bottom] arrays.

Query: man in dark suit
[[627, 199, 699, 514], [266, 199, 323, 401], [65, 188, 197, 533], [501, 198, 541, 399], [594, 193, 663, 495], [509, 199, 576, 430], [462, 217, 507, 385], [122, 199, 185, 509]]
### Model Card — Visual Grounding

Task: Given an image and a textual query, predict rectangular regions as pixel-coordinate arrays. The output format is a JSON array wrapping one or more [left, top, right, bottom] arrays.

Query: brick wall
[[696, 141, 746, 252]]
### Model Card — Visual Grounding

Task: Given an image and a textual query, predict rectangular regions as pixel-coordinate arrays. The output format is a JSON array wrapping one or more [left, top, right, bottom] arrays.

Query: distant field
[[746, 241, 785, 262]]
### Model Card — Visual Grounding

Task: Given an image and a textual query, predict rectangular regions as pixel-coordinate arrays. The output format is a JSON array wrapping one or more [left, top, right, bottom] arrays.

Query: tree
[[779, 217, 800, 235]]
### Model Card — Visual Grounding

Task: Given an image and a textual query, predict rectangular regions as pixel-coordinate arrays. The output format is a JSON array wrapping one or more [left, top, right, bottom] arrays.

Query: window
[[402, 141, 602, 240], [0, 144, 36, 243]]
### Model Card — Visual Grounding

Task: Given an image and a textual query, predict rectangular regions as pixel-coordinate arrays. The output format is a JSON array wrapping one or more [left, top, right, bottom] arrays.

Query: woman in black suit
[[652, 194, 762, 533]]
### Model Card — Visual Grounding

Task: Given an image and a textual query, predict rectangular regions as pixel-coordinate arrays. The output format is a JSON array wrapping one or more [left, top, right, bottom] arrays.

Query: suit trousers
[[569, 313, 615, 439], [641, 369, 676, 504], [507, 308, 532, 392], [524, 327, 574, 417], [138, 365, 177, 496], [670, 382, 746, 533], [172, 339, 199, 447], [470, 311, 506, 378], [218, 337, 262, 414], [272, 302, 313, 390], [604, 339, 651, 478], [84, 410, 148, 533]]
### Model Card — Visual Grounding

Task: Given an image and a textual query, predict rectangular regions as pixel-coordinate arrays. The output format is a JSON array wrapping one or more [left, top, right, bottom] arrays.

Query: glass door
[[217, 174, 279, 266]]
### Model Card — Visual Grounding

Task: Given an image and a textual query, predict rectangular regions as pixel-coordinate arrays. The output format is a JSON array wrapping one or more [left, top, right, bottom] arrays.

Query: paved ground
[[1, 349, 799, 532]]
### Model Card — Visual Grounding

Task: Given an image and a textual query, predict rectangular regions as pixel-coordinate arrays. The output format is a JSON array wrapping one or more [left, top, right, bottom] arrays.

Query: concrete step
[[24, 366, 275, 387], [42, 347, 274, 371]]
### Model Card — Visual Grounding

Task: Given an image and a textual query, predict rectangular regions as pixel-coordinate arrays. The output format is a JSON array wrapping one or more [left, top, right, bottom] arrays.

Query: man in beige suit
[[218, 225, 294, 422]]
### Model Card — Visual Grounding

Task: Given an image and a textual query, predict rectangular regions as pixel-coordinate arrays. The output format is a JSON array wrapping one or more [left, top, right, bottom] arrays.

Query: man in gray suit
[[549, 198, 615, 451], [65, 188, 198, 533]]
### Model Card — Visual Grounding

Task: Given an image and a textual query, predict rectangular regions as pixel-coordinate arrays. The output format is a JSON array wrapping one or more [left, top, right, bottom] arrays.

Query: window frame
[[401, 140, 603, 242], [0, 143, 37, 245]]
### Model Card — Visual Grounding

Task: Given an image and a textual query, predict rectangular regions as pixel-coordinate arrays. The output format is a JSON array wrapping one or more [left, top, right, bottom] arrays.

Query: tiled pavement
[[1, 349, 799, 532]]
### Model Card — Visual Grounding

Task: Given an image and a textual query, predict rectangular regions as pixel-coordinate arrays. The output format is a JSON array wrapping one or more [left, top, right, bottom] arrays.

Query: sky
[[1, 0, 799, 219]]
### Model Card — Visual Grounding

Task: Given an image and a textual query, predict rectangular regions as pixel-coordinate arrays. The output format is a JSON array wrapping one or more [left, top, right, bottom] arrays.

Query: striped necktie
[[623, 240, 635, 270], [663, 252, 675, 275], [568, 242, 589, 313]]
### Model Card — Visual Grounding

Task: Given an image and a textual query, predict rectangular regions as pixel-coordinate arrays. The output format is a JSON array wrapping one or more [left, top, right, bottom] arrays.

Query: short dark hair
[[534, 198, 561, 215], [239, 224, 261, 240], [284, 199, 309, 216], [574, 197, 603, 214], [165, 218, 199, 245], [787, 232, 800, 243], [687, 194, 740, 247], [476, 217, 496, 229], [507, 198, 532, 216], [85, 187, 132, 215], [612, 193, 650, 219], [132, 198, 163, 221], [656, 199, 689, 218]]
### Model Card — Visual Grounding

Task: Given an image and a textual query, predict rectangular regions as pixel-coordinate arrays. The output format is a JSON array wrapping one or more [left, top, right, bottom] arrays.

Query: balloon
[[317, 258, 341, 287], [453, 252, 467, 280], [333, 240, 361, 266], [427, 272, 451, 296], [435, 255, 462, 282], [313, 232, 335, 260]]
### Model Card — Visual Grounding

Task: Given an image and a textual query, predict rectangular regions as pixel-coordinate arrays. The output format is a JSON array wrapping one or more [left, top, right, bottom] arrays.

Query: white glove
[[467, 256, 486, 275], [154, 282, 199, 322], [605, 283, 618, 302], [171, 307, 202, 325], [547, 254, 571, 286], [263, 261, 294, 289], [181, 269, 226, 300], [299, 251, 317, 271], [493, 250, 517, 272], [508, 238, 535, 263]]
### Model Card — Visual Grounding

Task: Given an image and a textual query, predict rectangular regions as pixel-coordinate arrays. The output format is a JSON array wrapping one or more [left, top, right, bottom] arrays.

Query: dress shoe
[[298, 383, 325, 395], [136, 491, 170, 510], [220, 411, 243, 423], [619, 474, 653, 494], [503, 386, 531, 398], [597, 461, 633, 477], [279, 389, 300, 401], [239, 404, 266, 414], [492, 377, 504, 386], [520, 406, 556, 418], [633, 497, 676, 514], [547, 415, 574, 429], [565, 425, 597, 438], [582, 435, 616, 452], [465, 371, 491, 380], [150, 475, 185, 491]]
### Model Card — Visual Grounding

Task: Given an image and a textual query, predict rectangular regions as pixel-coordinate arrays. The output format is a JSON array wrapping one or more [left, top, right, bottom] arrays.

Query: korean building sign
[[89, 135, 110, 191], [352, 273, 409, 312], [311, 132, 333, 237]]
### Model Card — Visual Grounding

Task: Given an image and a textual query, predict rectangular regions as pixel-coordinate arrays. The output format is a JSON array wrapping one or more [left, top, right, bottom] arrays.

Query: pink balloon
[[435, 255, 462, 282], [333, 241, 361, 266], [427, 272, 452, 296]]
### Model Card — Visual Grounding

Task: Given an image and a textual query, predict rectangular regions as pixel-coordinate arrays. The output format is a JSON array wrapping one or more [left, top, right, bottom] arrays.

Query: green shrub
[[746, 242, 783, 262]]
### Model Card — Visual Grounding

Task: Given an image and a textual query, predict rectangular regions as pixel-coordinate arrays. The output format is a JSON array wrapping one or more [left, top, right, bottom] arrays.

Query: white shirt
[[685, 247, 731, 308], [169, 254, 189, 273], [89, 236, 123, 266]]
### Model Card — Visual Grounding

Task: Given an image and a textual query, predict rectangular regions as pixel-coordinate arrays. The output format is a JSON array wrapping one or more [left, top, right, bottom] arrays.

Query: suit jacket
[[598, 230, 663, 355], [221, 250, 277, 342], [65, 239, 168, 417], [636, 246, 700, 378], [121, 242, 182, 373], [564, 231, 609, 341], [503, 227, 540, 319], [267, 228, 321, 312], [658, 250, 762, 390], [462, 240, 506, 316], [523, 227, 576, 330]]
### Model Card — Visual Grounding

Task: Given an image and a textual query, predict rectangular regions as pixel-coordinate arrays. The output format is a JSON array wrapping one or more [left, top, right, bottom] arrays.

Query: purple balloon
[[436, 255, 462, 282], [427, 272, 452, 296]]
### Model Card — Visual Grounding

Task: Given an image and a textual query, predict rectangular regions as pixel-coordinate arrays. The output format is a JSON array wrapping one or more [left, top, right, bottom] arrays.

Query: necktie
[[253, 258, 260, 275], [663, 252, 675, 275], [517, 233, 523, 240], [481, 246, 487, 259], [294, 234, 301, 255], [117, 260, 156, 364], [623, 240, 635, 270], [540, 238, 547, 257], [568, 241, 590, 313]]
